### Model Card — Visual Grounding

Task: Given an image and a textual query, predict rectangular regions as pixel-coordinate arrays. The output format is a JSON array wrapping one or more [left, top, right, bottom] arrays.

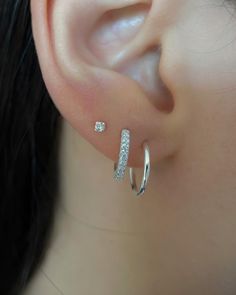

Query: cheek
[[161, 1, 236, 130], [159, 2, 236, 186], [162, 2, 236, 95]]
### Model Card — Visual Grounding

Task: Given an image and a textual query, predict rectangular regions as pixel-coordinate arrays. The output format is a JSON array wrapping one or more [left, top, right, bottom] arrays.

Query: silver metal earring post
[[114, 129, 130, 181], [129, 143, 151, 196]]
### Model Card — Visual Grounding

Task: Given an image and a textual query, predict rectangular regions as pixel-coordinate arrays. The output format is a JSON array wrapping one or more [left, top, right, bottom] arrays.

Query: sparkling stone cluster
[[95, 121, 106, 133], [114, 129, 130, 181]]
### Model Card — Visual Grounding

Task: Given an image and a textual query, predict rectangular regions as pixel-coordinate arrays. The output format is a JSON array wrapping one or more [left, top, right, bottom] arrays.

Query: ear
[[30, 0, 186, 167]]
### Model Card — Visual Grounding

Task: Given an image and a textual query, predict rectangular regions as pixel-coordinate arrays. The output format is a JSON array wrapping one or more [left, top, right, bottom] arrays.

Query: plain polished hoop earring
[[129, 143, 151, 196]]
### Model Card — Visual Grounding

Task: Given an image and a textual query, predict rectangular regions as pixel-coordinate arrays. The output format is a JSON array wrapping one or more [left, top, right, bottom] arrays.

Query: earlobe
[[31, 0, 185, 168]]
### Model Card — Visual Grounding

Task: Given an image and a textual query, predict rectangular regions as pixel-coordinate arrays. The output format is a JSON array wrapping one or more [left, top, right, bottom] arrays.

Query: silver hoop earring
[[114, 129, 130, 181], [129, 143, 150, 196]]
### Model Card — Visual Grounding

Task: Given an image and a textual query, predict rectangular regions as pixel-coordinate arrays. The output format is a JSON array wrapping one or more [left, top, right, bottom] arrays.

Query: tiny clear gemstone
[[95, 121, 106, 133]]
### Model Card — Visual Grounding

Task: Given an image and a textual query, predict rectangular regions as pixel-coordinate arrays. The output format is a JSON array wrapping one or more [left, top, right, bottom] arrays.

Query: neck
[[22, 120, 236, 295], [25, 120, 172, 295]]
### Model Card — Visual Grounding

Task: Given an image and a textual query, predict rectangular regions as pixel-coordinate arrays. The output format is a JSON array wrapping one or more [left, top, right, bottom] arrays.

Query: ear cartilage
[[94, 121, 106, 133], [114, 129, 130, 181]]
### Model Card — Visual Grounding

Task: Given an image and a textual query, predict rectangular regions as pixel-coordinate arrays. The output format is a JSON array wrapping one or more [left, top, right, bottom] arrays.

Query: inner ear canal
[[88, 3, 151, 63]]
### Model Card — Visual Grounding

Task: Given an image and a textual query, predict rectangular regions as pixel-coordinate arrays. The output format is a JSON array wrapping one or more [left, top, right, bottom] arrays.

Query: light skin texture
[[26, 0, 236, 294]]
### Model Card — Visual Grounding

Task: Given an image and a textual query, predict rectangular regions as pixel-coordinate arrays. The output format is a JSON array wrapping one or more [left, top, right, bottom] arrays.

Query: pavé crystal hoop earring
[[114, 129, 130, 181], [129, 142, 150, 196]]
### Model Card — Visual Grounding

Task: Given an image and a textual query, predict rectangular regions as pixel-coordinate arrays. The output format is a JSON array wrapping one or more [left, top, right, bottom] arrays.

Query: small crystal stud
[[95, 121, 106, 133]]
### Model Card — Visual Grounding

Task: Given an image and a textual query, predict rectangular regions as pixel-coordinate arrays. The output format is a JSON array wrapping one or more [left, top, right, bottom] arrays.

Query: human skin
[[26, 0, 236, 294]]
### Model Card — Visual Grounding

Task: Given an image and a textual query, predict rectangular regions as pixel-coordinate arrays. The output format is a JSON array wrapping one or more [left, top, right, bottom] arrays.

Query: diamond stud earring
[[114, 129, 130, 181], [95, 121, 106, 133]]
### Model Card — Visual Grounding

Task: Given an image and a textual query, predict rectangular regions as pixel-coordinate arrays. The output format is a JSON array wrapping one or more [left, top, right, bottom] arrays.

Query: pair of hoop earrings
[[95, 122, 151, 196]]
